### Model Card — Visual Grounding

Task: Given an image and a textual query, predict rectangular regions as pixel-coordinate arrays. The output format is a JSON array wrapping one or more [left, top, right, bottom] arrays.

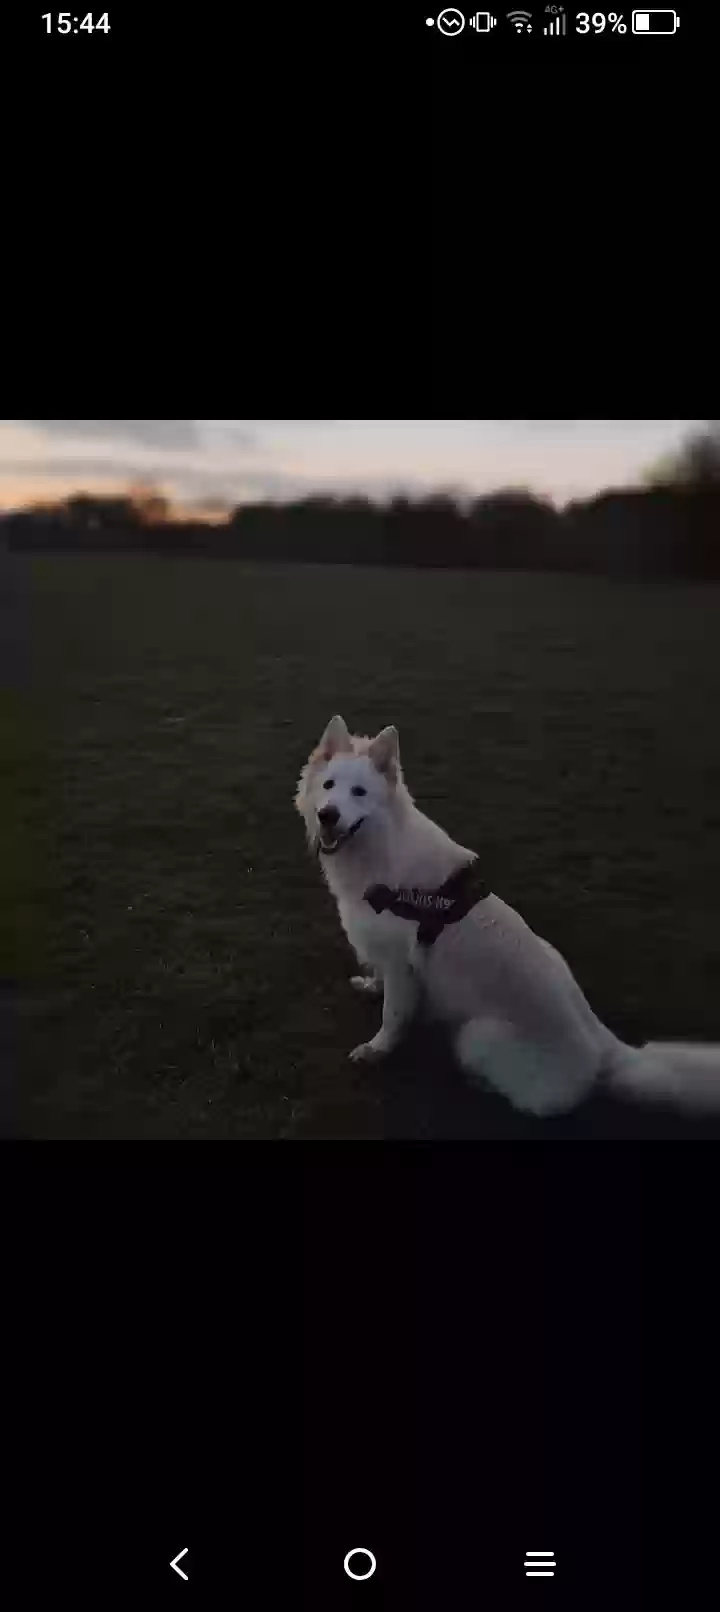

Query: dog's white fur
[[295, 715, 720, 1116]]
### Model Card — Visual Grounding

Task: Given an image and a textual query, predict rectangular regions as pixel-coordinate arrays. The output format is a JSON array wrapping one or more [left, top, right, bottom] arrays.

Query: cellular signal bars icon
[[543, 12, 566, 33], [470, 11, 497, 26], [525, 1551, 556, 1577]]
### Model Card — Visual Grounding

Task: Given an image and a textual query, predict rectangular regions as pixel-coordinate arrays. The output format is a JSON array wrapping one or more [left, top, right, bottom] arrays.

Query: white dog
[[295, 715, 720, 1116]]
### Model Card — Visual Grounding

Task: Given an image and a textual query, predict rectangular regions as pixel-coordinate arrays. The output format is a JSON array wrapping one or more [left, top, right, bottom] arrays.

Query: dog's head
[[295, 714, 403, 856]]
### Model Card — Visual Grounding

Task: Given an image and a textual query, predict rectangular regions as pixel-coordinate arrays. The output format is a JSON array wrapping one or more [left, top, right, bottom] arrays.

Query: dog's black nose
[[318, 804, 340, 827]]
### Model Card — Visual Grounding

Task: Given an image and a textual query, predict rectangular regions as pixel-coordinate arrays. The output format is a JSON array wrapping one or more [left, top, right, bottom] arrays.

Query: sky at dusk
[[0, 420, 703, 513]]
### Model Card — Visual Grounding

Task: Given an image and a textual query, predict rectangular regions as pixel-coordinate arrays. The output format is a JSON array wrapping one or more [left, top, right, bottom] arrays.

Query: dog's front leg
[[349, 963, 418, 1063]]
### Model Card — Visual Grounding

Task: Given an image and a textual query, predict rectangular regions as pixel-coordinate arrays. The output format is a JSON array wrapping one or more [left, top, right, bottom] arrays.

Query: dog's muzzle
[[317, 816, 365, 855]]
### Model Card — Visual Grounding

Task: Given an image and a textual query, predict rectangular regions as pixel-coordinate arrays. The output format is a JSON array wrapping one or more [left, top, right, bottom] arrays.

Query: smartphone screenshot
[[2, 13, 717, 1608]]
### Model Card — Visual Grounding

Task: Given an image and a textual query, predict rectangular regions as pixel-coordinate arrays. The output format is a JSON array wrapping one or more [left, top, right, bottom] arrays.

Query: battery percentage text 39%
[[576, 12, 628, 30]]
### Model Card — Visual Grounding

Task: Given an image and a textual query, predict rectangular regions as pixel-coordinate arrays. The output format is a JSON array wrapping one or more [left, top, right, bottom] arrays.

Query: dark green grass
[[4, 553, 720, 1138]]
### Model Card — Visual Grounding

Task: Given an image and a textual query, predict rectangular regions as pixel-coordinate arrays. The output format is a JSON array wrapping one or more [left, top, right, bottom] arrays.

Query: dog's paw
[[350, 975, 383, 997], [349, 1039, 388, 1064]]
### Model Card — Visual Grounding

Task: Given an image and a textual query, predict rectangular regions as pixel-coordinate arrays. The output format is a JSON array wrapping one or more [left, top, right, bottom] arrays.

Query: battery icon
[[469, 11, 497, 26], [632, 10, 680, 31]]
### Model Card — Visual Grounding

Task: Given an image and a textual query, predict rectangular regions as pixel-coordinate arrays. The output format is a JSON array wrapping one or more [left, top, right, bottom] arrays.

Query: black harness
[[364, 857, 491, 947]]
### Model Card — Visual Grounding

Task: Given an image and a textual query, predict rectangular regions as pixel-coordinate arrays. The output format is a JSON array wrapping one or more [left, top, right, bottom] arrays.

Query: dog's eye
[[351, 785, 367, 798], [323, 779, 335, 790]]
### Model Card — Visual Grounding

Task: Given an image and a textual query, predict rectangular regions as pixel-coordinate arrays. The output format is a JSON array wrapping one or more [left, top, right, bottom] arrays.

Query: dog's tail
[[454, 1018, 720, 1115], [607, 1041, 720, 1111]]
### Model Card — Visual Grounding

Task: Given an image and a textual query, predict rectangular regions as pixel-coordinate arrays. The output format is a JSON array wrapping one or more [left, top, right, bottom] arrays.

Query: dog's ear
[[367, 725, 399, 781], [315, 714, 352, 761]]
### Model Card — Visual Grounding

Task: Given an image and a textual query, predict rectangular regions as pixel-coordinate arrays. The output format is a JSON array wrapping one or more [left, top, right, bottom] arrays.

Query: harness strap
[[364, 857, 491, 946]]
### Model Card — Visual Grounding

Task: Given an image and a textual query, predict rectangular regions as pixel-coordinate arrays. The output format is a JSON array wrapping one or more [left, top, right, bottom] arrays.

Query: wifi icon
[[507, 8, 533, 28]]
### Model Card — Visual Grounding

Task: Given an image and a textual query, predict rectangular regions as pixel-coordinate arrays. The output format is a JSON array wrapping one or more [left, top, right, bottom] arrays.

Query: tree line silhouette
[[3, 425, 720, 579]]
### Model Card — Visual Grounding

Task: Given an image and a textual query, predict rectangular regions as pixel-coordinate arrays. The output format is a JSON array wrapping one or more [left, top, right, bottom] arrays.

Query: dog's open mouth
[[318, 817, 365, 855]]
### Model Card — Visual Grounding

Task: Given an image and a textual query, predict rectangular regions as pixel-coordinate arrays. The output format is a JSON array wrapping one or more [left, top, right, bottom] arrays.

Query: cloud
[[27, 420, 203, 450], [0, 454, 429, 507], [0, 454, 189, 483]]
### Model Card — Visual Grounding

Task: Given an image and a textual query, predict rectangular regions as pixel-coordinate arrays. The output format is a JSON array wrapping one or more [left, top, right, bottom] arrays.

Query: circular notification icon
[[437, 9, 466, 34]]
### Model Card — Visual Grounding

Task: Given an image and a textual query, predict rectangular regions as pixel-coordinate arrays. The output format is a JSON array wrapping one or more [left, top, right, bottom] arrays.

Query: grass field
[[4, 552, 720, 1139]]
